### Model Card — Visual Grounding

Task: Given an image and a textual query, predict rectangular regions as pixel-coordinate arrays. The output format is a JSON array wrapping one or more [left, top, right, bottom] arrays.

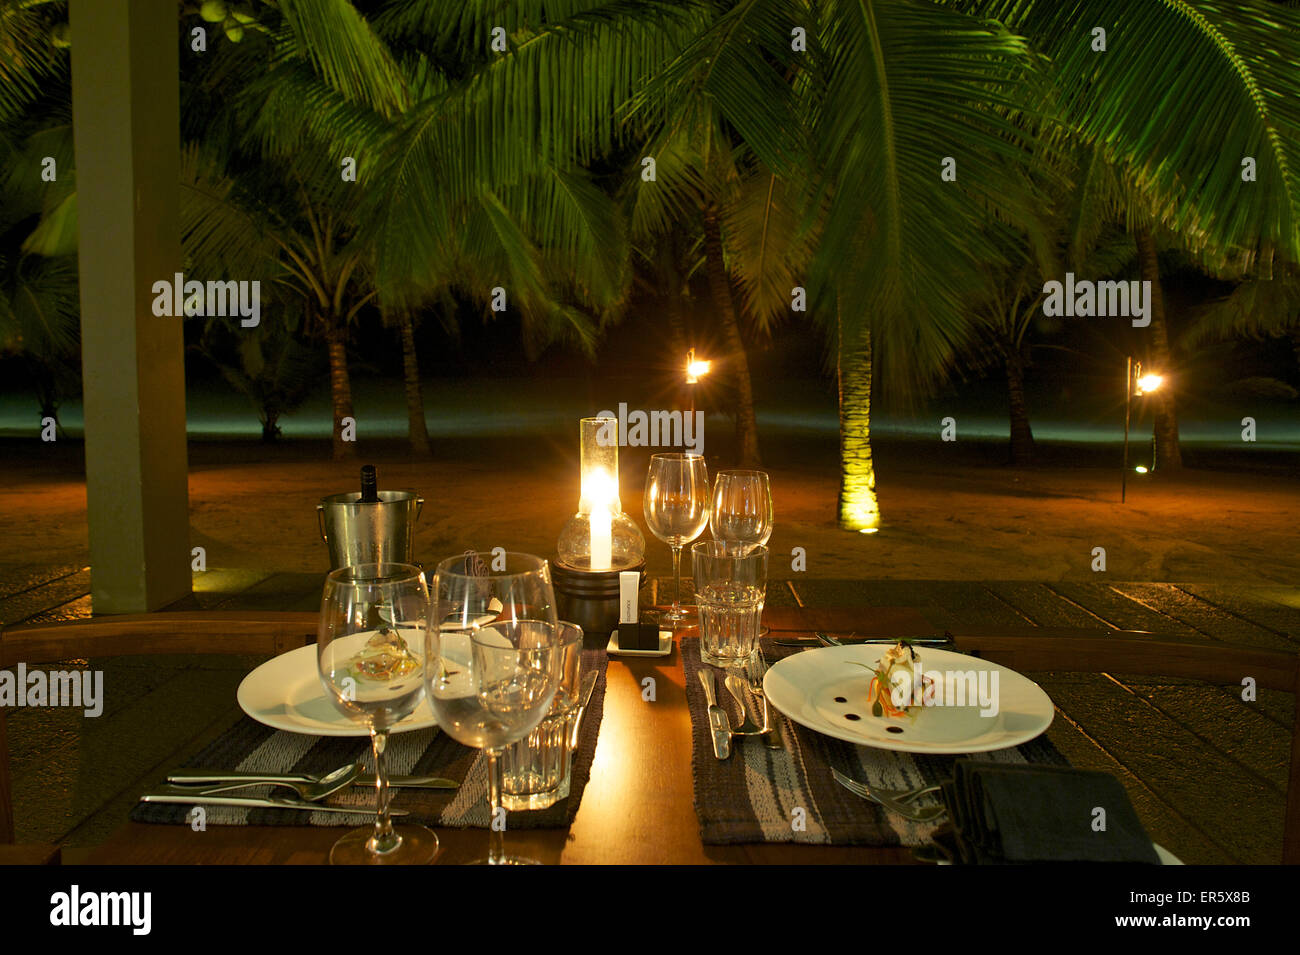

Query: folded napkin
[[941, 761, 1160, 864]]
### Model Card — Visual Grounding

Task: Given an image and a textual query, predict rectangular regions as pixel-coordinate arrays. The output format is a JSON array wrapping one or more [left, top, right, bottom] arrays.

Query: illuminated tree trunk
[[1135, 227, 1182, 469], [837, 308, 879, 531], [398, 308, 432, 456], [704, 205, 760, 468], [326, 322, 356, 460]]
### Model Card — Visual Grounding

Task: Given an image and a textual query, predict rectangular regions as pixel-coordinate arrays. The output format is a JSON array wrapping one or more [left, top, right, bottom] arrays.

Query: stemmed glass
[[643, 452, 710, 626], [710, 469, 773, 554], [317, 562, 439, 865], [427, 552, 562, 865]]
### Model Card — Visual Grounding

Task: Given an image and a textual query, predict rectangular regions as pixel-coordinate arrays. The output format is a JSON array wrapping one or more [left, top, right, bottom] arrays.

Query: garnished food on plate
[[849, 641, 933, 719]]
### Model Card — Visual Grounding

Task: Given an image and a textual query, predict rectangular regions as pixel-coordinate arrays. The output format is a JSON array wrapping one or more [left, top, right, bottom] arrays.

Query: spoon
[[725, 671, 763, 734]]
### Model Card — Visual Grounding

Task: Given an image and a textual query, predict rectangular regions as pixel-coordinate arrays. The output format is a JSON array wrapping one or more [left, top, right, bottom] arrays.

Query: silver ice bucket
[[317, 490, 423, 570]]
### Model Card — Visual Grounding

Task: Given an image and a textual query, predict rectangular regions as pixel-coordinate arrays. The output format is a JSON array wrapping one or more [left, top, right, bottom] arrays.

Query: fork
[[831, 768, 947, 822], [746, 645, 784, 750]]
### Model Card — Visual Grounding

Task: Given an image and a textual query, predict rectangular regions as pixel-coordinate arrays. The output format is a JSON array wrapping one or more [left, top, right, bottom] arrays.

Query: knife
[[697, 668, 731, 760], [775, 634, 954, 648], [567, 669, 600, 750], [167, 770, 458, 790], [139, 789, 410, 816]]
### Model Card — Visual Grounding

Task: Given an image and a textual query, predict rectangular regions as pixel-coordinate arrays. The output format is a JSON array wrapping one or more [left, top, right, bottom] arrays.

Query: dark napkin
[[943, 761, 1160, 864]]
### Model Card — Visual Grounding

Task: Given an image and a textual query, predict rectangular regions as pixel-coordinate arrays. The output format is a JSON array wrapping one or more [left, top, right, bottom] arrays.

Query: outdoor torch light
[[685, 348, 712, 385], [554, 417, 646, 646]]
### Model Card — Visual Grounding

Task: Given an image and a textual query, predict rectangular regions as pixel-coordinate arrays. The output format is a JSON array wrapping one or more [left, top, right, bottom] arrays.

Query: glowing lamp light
[[584, 468, 615, 570], [685, 348, 712, 385], [556, 417, 645, 572], [1135, 466, 1149, 474], [1135, 374, 1163, 395]]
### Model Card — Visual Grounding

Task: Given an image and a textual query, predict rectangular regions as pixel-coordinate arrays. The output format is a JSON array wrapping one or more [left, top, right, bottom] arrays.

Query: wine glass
[[642, 452, 710, 626], [427, 552, 562, 865], [317, 562, 438, 865], [710, 469, 773, 554]]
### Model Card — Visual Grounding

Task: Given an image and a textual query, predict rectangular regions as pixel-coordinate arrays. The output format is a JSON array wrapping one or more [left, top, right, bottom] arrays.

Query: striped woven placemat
[[130, 649, 608, 829], [683, 636, 1067, 846]]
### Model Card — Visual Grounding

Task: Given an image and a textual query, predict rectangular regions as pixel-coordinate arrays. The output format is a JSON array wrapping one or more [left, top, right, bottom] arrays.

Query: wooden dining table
[[82, 606, 932, 864]]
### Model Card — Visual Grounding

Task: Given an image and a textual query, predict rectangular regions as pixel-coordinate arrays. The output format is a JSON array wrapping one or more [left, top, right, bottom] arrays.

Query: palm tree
[[0, 74, 79, 432], [966, 0, 1300, 470], [795, 2, 1048, 528], [197, 310, 324, 442]]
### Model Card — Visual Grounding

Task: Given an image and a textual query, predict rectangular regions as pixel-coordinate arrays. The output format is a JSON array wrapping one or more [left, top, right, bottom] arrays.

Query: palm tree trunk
[[326, 322, 356, 460], [837, 307, 879, 531], [261, 412, 280, 443], [1006, 347, 1035, 466], [703, 205, 760, 468], [398, 309, 432, 456], [1134, 227, 1182, 469]]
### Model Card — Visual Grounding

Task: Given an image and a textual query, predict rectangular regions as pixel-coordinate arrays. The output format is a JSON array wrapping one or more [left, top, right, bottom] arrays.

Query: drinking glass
[[643, 452, 710, 625], [692, 542, 768, 667], [710, 469, 773, 554], [500, 622, 584, 810], [710, 470, 773, 636], [427, 552, 562, 864], [317, 562, 438, 865]]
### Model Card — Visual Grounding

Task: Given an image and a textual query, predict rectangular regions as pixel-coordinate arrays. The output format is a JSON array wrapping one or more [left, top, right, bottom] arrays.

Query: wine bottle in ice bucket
[[317, 465, 425, 570]]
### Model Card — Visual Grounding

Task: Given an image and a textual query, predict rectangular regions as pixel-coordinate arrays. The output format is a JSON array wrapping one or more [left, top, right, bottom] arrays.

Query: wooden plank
[[1048, 582, 1201, 634], [1113, 583, 1299, 651], [1045, 680, 1286, 864], [206, 573, 323, 612], [0, 564, 86, 602], [0, 611, 318, 667], [0, 844, 60, 864], [1143, 686, 1292, 791], [1038, 693, 1233, 864], [1177, 584, 1300, 643], [9, 669, 247, 845], [0, 569, 92, 626], [984, 582, 1112, 629]]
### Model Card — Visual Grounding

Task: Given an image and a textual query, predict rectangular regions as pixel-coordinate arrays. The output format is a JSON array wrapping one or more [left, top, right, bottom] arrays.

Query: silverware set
[[138, 762, 460, 815], [698, 646, 782, 759]]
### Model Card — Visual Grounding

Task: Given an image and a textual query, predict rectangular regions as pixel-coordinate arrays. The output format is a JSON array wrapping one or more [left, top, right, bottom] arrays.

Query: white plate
[[1154, 843, 1183, 865], [937, 842, 1182, 865], [763, 645, 1054, 754], [238, 642, 437, 738]]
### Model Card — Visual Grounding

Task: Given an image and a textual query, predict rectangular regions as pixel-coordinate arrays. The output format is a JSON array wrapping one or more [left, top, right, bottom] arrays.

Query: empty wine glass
[[710, 469, 773, 554], [642, 452, 710, 626], [317, 562, 438, 865], [427, 552, 562, 865]]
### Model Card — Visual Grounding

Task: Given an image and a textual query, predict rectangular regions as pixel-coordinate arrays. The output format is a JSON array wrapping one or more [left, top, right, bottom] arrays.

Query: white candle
[[585, 468, 615, 571]]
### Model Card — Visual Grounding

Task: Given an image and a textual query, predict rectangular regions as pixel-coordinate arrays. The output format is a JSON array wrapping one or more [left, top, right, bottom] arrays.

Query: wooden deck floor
[[2, 563, 1297, 863]]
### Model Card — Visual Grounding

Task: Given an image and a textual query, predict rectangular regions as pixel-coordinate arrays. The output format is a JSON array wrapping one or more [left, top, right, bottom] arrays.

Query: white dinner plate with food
[[763, 644, 1054, 754], [238, 641, 437, 738]]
